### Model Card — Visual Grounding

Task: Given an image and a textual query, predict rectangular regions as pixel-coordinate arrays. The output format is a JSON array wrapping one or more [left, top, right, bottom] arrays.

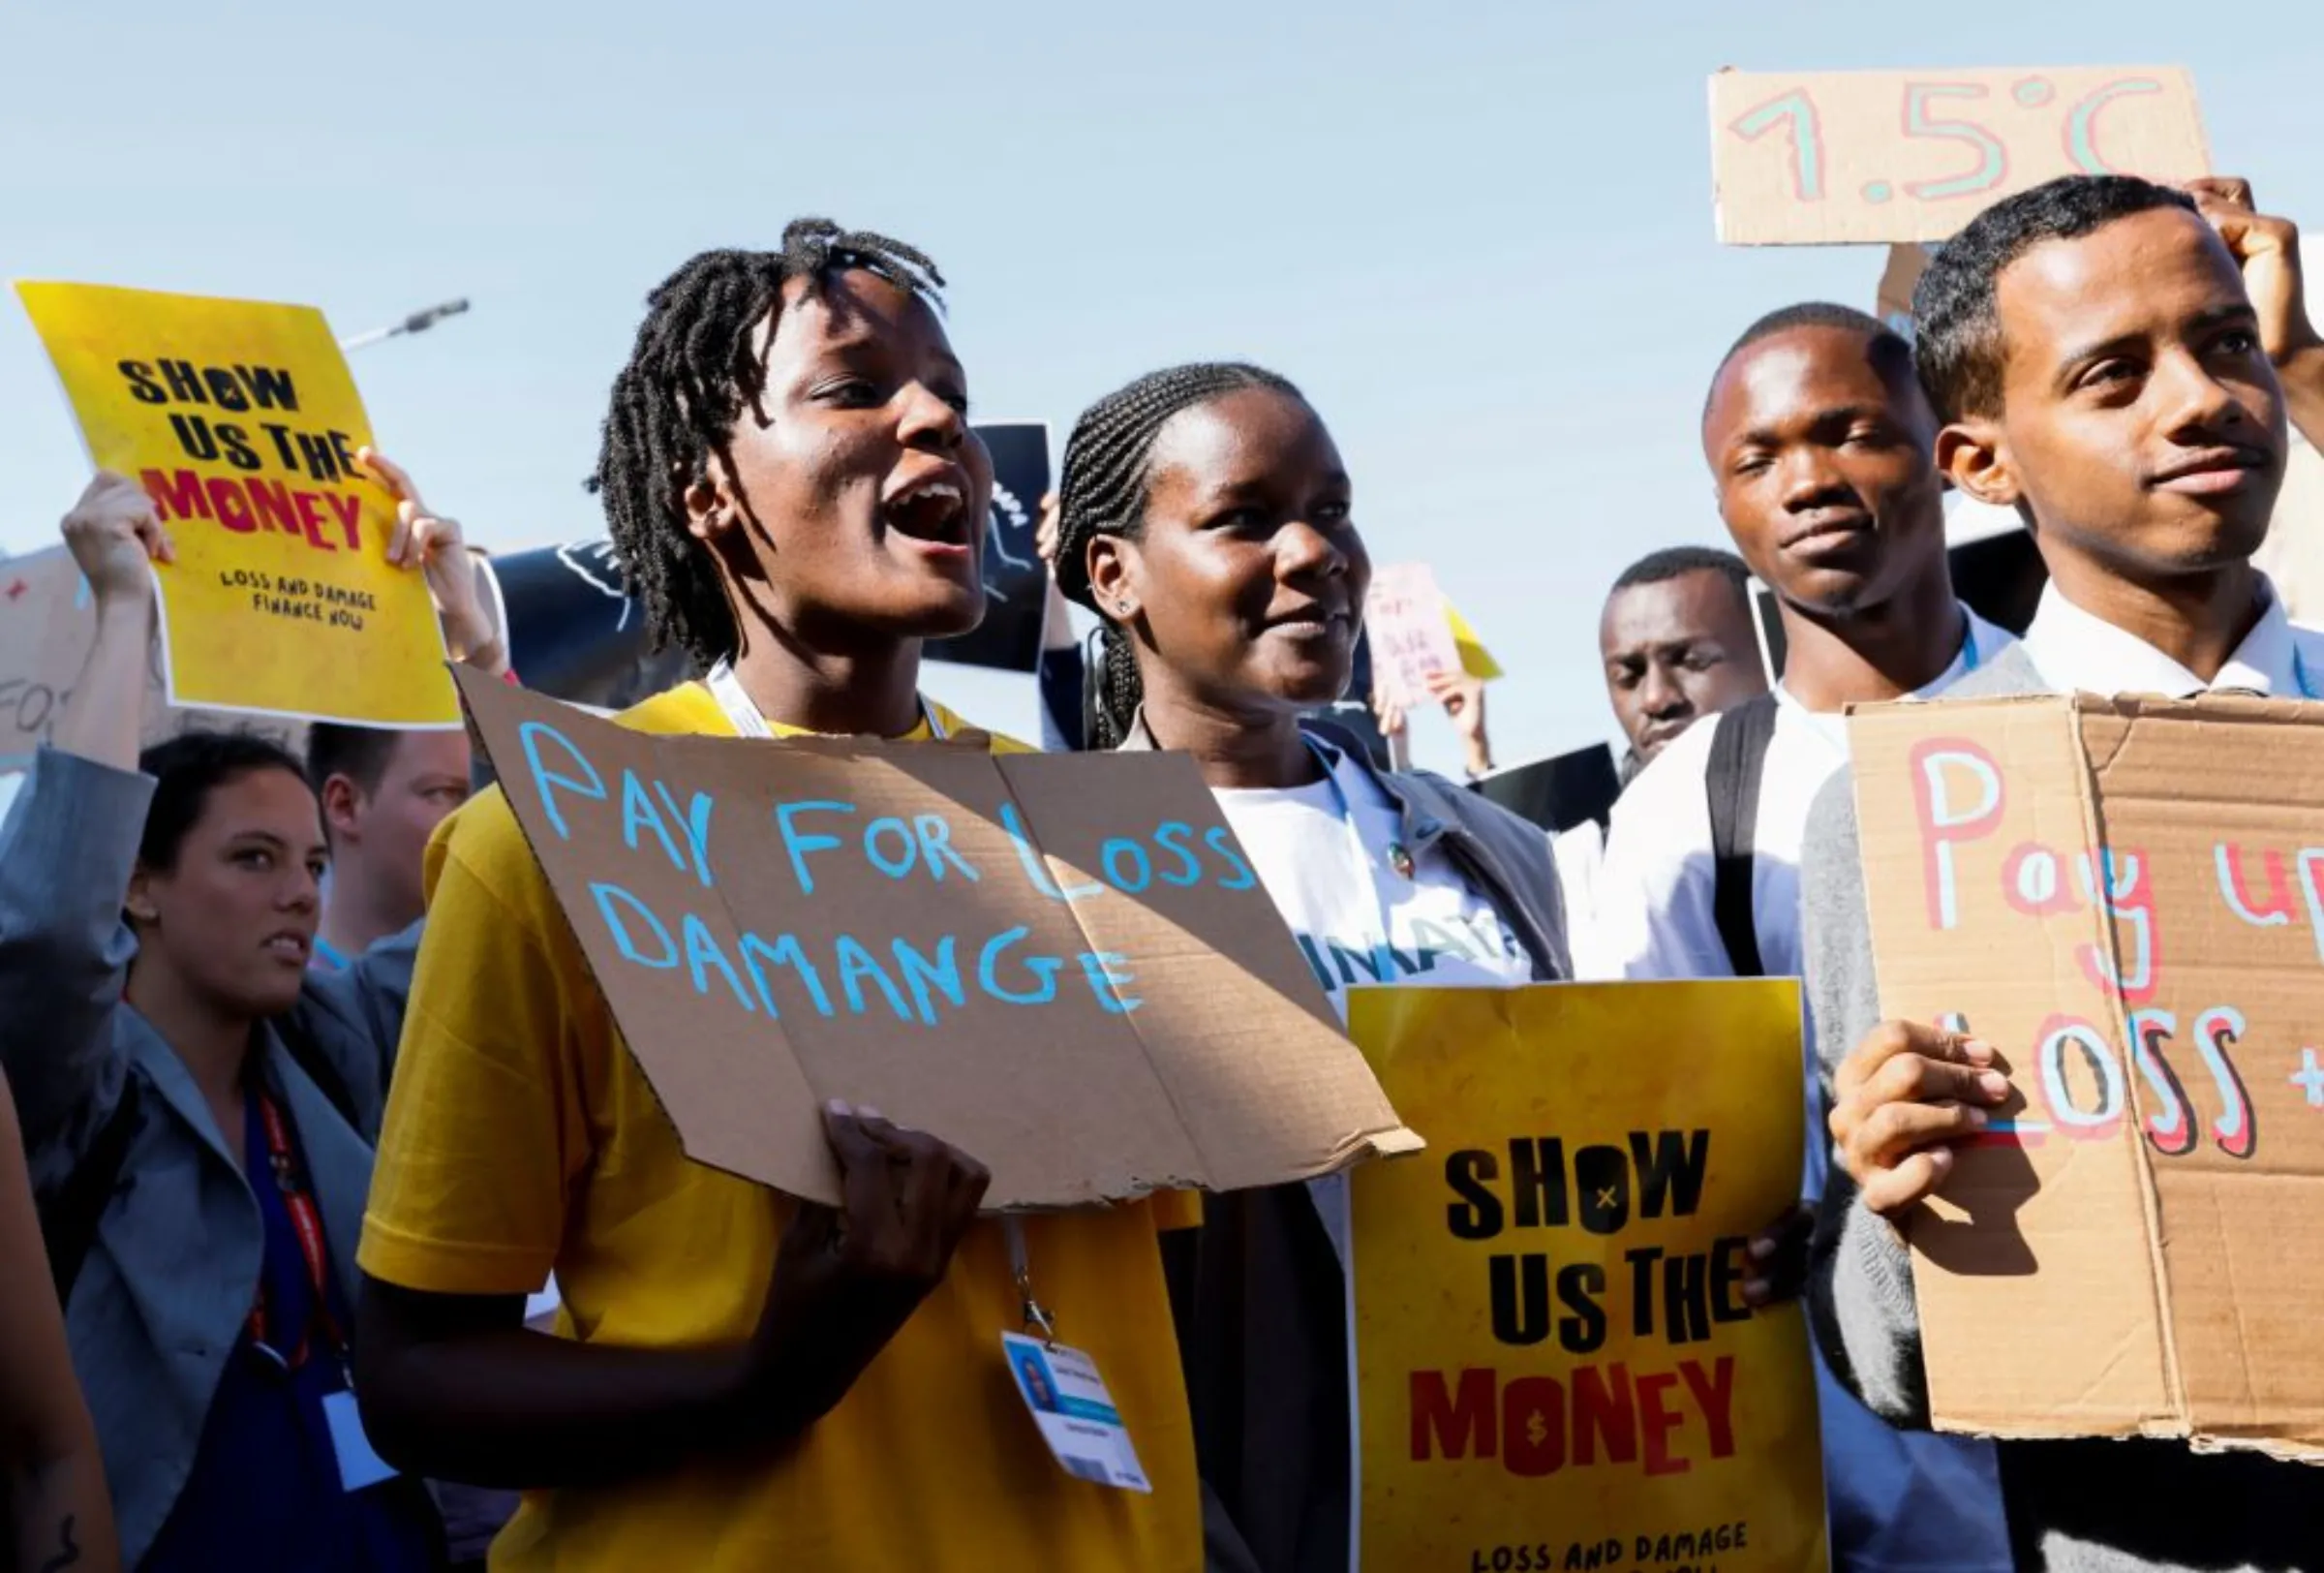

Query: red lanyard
[[247, 1090, 341, 1372]]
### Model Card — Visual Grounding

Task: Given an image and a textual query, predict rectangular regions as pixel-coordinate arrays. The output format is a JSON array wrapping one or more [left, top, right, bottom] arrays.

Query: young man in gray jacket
[[1802, 174, 2324, 1568]]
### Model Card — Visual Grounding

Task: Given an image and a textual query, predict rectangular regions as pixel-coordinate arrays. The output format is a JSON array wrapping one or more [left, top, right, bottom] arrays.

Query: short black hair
[[305, 724, 400, 799], [1703, 302, 1912, 425], [1053, 361, 1307, 749], [1914, 174, 2198, 423], [137, 729, 312, 874], [591, 219, 949, 669], [1610, 545, 1752, 601]]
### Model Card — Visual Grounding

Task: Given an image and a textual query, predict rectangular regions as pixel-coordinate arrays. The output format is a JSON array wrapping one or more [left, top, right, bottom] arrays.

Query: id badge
[[321, 1389, 399, 1492], [1001, 1332, 1151, 1493]]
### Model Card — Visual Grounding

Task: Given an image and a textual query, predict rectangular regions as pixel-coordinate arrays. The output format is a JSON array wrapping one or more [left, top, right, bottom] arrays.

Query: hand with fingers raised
[[1829, 1021, 2011, 1221], [745, 1100, 991, 1431], [358, 447, 506, 675], [2186, 176, 2324, 447], [61, 471, 173, 607]]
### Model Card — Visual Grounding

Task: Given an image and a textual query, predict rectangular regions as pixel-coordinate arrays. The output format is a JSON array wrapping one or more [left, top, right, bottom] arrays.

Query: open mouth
[[881, 470, 974, 551], [263, 931, 311, 965]]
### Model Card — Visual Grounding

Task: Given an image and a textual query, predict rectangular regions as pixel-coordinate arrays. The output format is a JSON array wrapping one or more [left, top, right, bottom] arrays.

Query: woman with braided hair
[[1051, 361, 1565, 1572], [352, 222, 1202, 1573], [1055, 365, 1803, 1573]]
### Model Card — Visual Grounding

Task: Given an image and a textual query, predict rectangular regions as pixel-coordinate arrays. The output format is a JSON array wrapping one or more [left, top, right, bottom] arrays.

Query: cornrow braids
[[590, 218, 948, 669], [1054, 361, 1303, 749]]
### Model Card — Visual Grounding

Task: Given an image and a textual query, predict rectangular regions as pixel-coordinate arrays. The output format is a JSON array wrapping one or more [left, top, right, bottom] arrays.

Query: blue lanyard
[[2295, 648, 2320, 700], [1957, 615, 1984, 678]]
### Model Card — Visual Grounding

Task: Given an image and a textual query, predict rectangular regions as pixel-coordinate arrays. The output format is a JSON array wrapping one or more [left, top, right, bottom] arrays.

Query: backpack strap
[[43, 1078, 143, 1307], [1706, 694, 1781, 978]]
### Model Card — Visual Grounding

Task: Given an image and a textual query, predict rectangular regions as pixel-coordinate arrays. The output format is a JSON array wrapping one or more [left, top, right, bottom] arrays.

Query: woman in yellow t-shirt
[[352, 221, 1200, 1573]]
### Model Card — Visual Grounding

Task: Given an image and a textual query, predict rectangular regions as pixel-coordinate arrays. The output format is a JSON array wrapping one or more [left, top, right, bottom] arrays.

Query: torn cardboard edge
[[1850, 691, 2324, 1462], [451, 665, 1422, 1212]]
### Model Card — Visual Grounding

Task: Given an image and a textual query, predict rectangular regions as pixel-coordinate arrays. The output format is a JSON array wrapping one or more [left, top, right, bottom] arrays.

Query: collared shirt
[[1589, 603, 2014, 985], [1584, 601, 2017, 1573], [2017, 576, 2324, 699]]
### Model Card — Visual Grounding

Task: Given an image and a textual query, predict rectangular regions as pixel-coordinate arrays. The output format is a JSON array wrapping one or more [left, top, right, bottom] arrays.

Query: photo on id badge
[[1013, 1346, 1062, 1414], [1001, 1331, 1151, 1494]]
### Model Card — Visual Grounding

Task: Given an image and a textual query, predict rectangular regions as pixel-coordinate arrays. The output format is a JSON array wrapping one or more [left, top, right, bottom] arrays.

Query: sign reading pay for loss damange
[[1349, 982, 1826, 1573], [455, 667, 1421, 1210], [15, 282, 456, 727]]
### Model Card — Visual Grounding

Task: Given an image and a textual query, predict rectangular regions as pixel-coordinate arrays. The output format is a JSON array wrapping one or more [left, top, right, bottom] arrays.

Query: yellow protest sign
[[15, 282, 456, 727], [1349, 982, 1825, 1573], [1446, 601, 1503, 683]]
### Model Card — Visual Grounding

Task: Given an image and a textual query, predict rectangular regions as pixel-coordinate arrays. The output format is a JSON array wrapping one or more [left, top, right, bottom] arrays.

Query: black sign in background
[[1470, 742, 1623, 834], [488, 539, 696, 713], [927, 421, 1052, 674]]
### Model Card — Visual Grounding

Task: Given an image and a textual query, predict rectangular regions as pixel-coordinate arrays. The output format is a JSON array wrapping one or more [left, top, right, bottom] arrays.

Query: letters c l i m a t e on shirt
[[1208, 743, 1536, 1025]]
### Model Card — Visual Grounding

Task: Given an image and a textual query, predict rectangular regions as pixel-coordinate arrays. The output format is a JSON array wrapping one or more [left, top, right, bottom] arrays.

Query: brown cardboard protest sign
[[0, 548, 97, 786], [1874, 244, 1931, 341], [453, 666, 1423, 1210], [1851, 693, 2324, 1456], [1711, 67, 2210, 245], [0, 545, 303, 809]]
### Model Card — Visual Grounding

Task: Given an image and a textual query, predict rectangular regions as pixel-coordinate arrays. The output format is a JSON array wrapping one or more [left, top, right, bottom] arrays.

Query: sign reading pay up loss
[[1853, 694, 2324, 1456]]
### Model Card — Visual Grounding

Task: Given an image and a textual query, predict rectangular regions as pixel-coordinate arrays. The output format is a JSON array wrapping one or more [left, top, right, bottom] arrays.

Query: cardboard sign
[[0, 549, 93, 787], [1364, 564, 1463, 710], [15, 282, 455, 727], [1852, 694, 2324, 1455], [1711, 66, 2211, 245], [927, 421, 1053, 675], [454, 665, 1422, 1209], [1875, 243, 1933, 342], [0, 545, 304, 816], [1349, 982, 1826, 1571]]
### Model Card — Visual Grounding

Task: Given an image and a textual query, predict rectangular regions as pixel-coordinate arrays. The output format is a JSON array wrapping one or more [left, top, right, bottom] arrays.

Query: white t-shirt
[[1588, 604, 2014, 987], [1214, 749, 1534, 1024], [1215, 743, 1534, 1269]]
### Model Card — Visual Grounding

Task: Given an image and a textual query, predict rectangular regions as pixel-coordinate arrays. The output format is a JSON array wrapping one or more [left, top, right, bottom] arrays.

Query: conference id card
[[321, 1390, 399, 1492], [1001, 1332, 1151, 1493]]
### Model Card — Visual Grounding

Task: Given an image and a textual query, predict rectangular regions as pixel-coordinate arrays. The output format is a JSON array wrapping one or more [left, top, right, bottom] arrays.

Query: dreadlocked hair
[[1055, 361, 1304, 749], [590, 219, 948, 669]]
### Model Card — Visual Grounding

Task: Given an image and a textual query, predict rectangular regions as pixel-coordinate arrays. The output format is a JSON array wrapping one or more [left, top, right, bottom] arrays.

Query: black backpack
[[1704, 694, 1781, 979]]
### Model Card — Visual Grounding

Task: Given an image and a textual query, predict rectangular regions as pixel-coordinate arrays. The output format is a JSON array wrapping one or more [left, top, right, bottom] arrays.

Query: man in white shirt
[[1807, 171, 2324, 1571], [1595, 305, 2011, 986], [1590, 300, 2013, 1572], [1598, 545, 1769, 784], [1562, 546, 1769, 968]]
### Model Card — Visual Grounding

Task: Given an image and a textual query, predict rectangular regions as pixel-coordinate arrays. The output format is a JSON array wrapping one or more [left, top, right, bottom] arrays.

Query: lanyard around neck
[[1299, 737, 1414, 968], [704, 661, 947, 741]]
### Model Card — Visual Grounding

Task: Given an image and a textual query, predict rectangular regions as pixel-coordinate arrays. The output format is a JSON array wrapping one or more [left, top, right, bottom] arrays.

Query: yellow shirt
[[359, 681, 1202, 1573]]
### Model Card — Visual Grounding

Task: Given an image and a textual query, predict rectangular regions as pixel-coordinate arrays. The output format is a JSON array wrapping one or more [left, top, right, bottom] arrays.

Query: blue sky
[[4, 2, 2319, 765]]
